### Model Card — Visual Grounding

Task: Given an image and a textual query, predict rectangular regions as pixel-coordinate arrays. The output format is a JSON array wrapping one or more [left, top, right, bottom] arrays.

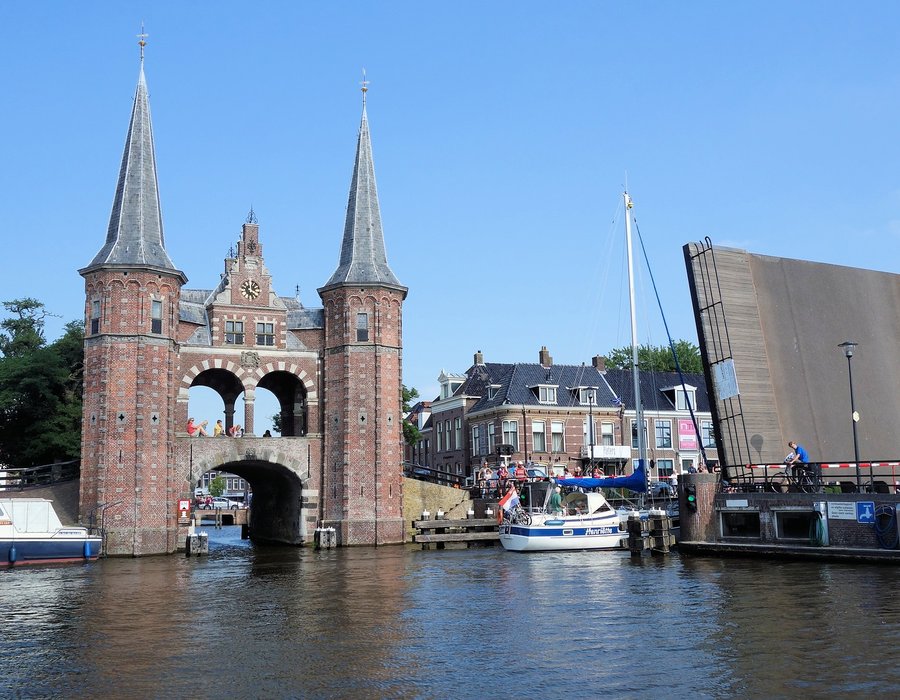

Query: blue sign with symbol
[[856, 501, 875, 524]]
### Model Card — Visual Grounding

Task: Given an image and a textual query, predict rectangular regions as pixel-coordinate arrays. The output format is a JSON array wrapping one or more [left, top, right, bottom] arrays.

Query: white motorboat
[[1, 498, 102, 566]]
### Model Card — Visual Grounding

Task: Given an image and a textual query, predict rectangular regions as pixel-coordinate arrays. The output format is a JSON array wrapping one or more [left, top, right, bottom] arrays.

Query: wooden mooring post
[[627, 511, 675, 556]]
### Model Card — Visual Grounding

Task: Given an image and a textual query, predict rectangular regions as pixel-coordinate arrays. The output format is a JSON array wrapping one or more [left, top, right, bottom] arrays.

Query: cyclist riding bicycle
[[786, 440, 819, 484]]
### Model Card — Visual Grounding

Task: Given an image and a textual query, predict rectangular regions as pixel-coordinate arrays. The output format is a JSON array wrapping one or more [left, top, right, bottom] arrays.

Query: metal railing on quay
[[0, 459, 81, 490], [718, 461, 899, 495]]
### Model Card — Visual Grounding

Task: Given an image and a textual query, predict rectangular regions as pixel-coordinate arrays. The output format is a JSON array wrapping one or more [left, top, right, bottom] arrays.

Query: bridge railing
[[0, 459, 81, 490], [403, 462, 466, 488], [718, 461, 899, 494]]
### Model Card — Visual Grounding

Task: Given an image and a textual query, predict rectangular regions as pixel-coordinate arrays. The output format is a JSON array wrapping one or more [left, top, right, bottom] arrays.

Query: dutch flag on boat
[[498, 488, 520, 522]]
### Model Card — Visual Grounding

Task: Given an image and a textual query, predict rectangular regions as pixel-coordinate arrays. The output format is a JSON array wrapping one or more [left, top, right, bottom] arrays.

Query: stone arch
[[251, 362, 317, 437], [180, 362, 249, 433], [187, 445, 312, 545]]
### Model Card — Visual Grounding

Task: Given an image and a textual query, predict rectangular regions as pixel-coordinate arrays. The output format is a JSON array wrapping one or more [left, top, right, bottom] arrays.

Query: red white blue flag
[[499, 488, 520, 512]]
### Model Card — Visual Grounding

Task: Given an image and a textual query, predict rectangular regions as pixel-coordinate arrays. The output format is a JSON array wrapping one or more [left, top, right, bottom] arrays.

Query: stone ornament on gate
[[241, 351, 261, 369]]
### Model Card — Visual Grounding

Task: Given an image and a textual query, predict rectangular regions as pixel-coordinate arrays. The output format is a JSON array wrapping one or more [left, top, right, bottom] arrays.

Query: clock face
[[240, 279, 261, 300]]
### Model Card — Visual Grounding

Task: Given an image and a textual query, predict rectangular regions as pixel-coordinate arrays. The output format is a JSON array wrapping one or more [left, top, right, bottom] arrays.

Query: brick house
[[410, 347, 718, 484]]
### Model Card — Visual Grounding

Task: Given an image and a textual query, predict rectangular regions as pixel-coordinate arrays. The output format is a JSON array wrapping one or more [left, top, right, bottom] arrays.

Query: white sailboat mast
[[624, 191, 646, 471]]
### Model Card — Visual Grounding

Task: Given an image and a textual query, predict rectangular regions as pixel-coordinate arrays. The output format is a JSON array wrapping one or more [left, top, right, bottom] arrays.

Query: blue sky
[[3, 2, 900, 426]]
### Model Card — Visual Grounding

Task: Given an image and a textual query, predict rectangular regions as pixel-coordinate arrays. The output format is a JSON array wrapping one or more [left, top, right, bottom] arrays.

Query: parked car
[[200, 497, 242, 510], [649, 481, 676, 497]]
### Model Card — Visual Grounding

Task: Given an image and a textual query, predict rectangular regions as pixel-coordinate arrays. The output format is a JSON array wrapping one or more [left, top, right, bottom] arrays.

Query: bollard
[[315, 526, 337, 549], [436, 510, 445, 520], [421, 510, 431, 520], [467, 508, 475, 519], [485, 507, 494, 519]]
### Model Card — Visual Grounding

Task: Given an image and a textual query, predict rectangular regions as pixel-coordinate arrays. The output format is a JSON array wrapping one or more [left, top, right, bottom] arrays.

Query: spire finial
[[360, 68, 369, 106], [246, 206, 258, 225], [137, 22, 148, 62]]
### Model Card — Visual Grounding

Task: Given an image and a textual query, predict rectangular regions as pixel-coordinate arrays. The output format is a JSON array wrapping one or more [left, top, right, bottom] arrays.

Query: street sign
[[856, 501, 875, 524]]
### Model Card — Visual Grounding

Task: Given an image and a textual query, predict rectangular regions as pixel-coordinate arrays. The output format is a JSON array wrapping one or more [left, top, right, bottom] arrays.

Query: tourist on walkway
[[186, 418, 208, 437], [229, 424, 243, 437], [514, 462, 528, 484], [213, 420, 225, 437]]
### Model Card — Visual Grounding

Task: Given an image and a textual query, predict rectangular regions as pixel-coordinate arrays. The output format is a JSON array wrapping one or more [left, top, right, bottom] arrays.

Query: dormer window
[[675, 388, 696, 411], [438, 371, 466, 400], [487, 385, 499, 400], [535, 385, 557, 404], [579, 388, 597, 406]]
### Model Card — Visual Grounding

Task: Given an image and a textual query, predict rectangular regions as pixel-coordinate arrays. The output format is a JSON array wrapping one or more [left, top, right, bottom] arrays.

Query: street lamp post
[[838, 341, 865, 491]]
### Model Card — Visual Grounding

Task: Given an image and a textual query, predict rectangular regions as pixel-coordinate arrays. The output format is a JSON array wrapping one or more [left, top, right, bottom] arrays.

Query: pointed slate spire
[[82, 61, 183, 278], [321, 88, 404, 292]]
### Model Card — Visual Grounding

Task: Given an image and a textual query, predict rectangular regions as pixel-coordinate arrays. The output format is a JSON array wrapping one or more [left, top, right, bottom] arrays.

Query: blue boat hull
[[3, 537, 102, 565]]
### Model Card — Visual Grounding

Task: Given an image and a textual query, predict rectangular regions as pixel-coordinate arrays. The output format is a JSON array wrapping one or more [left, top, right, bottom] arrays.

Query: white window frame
[[655, 419, 672, 449], [701, 420, 715, 448], [631, 419, 648, 449], [502, 420, 519, 451], [487, 424, 496, 454], [538, 386, 557, 404], [455, 418, 462, 451], [601, 421, 615, 446], [579, 388, 597, 406], [551, 420, 565, 452], [532, 420, 546, 453], [675, 388, 696, 411]]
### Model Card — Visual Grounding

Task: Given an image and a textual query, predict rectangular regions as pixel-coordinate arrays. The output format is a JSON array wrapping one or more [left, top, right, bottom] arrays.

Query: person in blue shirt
[[787, 440, 817, 484]]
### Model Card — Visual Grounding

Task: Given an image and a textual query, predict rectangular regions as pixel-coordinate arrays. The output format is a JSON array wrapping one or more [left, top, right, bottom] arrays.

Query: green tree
[[402, 384, 421, 447], [209, 475, 226, 497], [0, 300, 83, 467], [603, 340, 702, 374]]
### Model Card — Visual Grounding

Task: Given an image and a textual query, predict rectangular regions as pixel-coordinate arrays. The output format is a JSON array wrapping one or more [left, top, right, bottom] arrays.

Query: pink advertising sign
[[678, 419, 697, 450]]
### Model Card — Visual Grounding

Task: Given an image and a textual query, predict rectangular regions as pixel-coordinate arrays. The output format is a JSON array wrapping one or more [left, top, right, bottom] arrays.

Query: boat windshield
[[520, 481, 553, 513]]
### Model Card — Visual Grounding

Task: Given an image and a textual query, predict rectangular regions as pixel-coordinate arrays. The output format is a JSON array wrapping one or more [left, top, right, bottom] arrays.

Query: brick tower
[[318, 86, 408, 545], [78, 57, 186, 556]]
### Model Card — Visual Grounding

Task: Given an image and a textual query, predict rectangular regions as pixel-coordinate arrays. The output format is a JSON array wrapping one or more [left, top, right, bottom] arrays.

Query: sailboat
[[499, 192, 652, 552]]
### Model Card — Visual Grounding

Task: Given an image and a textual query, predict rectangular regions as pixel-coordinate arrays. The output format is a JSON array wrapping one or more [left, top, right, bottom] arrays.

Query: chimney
[[539, 346, 553, 367], [592, 355, 606, 372], [474, 350, 484, 365]]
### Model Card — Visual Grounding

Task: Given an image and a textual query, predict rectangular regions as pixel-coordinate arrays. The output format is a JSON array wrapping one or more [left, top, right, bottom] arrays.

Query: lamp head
[[838, 340, 858, 358]]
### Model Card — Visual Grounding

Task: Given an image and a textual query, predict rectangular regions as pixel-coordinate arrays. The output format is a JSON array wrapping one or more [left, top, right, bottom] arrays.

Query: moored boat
[[1, 498, 102, 565], [499, 479, 626, 552]]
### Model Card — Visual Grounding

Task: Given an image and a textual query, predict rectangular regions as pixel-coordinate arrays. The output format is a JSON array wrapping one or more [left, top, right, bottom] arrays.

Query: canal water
[[2, 527, 898, 699]]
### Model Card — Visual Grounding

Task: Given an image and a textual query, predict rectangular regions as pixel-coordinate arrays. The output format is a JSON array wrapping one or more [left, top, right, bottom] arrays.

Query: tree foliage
[[603, 340, 703, 374], [209, 475, 226, 497], [0, 300, 83, 467], [402, 384, 421, 447]]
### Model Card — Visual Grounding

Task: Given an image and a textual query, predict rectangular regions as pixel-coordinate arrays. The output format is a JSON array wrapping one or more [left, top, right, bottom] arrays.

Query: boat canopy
[[555, 464, 648, 493]]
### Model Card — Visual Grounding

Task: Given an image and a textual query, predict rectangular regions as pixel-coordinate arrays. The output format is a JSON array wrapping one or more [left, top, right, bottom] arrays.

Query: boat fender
[[83, 540, 91, 559], [8, 544, 17, 564]]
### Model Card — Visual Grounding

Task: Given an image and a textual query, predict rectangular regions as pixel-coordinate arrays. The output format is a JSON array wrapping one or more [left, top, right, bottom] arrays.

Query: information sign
[[856, 501, 875, 524], [827, 502, 856, 520]]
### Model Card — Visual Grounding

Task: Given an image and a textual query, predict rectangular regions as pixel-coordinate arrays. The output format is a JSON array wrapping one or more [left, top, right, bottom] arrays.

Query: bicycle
[[502, 505, 532, 525], [770, 465, 821, 493]]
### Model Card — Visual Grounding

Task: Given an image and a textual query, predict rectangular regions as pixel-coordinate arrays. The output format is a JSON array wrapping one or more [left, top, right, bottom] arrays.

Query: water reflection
[[1, 529, 898, 698]]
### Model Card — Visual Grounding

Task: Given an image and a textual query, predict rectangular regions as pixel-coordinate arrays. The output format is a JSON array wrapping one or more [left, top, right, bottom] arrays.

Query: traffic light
[[684, 483, 698, 512]]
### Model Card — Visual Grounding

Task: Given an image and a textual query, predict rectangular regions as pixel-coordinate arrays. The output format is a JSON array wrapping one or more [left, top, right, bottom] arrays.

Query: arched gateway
[[78, 52, 407, 556]]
